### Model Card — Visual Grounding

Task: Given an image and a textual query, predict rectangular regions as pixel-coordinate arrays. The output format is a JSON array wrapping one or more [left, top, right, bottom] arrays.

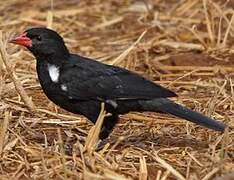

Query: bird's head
[[10, 27, 69, 60]]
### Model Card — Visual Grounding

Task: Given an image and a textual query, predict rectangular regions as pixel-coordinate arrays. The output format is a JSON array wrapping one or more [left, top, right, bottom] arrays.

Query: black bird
[[10, 28, 226, 140]]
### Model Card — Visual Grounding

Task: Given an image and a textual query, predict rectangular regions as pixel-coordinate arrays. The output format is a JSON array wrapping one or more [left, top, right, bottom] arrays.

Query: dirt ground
[[0, 0, 233, 179]]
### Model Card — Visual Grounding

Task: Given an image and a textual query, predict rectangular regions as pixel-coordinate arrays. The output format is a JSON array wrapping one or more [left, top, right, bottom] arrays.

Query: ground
[[0, 0, 233, 179]]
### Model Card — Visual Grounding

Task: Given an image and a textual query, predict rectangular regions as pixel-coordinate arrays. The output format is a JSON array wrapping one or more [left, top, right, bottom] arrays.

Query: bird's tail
[[139, 98, 226, 131]]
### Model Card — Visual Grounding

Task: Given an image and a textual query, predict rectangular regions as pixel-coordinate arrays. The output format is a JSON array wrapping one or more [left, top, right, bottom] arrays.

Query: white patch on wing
[[48, 64, 60, 83], [61, 84, 68, 91]]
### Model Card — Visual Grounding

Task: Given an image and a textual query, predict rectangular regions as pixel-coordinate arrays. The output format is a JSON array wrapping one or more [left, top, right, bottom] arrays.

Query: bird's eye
[[36, 36, 42, 41]]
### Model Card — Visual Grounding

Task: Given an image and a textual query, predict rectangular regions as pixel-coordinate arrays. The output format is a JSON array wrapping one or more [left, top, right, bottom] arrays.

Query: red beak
[[9, 32, 32, 47]]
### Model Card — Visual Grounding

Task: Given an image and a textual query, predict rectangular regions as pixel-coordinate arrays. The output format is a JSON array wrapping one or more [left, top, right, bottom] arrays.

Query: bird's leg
[[99, 114, 119, 140]]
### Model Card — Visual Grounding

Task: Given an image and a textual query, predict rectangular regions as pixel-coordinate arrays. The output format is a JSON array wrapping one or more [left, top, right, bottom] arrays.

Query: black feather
[[12, 27, 227, 140]]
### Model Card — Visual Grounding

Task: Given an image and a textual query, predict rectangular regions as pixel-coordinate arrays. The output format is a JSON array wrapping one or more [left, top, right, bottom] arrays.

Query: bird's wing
[[60, 55, 177, 101]]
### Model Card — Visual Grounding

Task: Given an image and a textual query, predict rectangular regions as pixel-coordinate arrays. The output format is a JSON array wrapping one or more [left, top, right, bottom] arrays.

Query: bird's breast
[[36, 62, 66, 100], [47, 64, 60, 83]]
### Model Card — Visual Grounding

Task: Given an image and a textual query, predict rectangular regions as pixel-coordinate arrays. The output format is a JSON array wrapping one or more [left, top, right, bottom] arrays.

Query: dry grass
[[0, 0, 233, 179]]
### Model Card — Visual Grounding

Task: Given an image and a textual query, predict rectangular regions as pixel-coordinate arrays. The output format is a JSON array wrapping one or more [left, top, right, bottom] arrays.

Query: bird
[[10, 27, 226, 140]]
